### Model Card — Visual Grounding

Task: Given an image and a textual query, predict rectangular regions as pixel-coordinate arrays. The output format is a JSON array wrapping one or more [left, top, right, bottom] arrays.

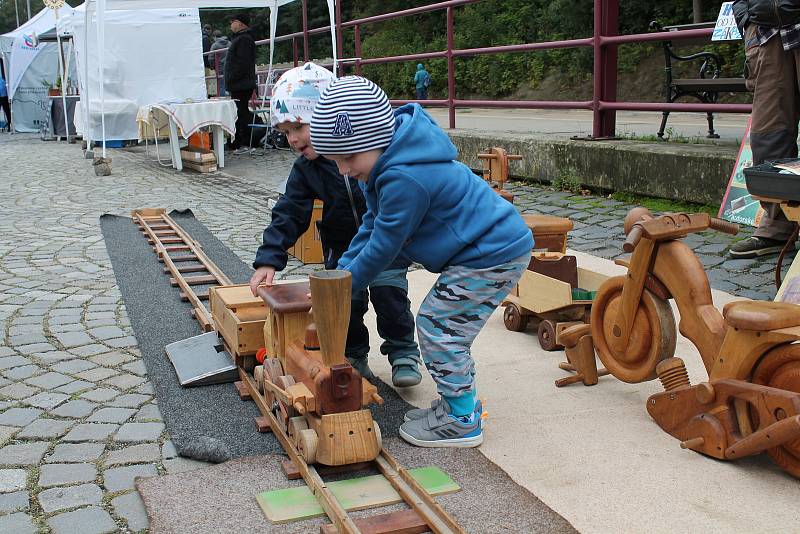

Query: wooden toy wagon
[[502, 214, 609, 351]]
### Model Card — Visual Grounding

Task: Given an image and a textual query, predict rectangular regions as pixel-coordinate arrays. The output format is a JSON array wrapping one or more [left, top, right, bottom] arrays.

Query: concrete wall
[[449, 130, 740, 206]]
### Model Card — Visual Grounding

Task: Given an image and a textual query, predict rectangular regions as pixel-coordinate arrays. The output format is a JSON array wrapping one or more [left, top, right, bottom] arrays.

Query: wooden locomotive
[[253, 271, 384, 466]]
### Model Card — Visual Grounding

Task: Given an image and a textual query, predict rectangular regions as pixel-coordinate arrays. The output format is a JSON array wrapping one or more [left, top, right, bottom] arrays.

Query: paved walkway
[[0, 134, 789, 532]]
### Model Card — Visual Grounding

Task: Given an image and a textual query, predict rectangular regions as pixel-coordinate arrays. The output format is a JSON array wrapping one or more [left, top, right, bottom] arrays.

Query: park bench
[[651, 21, 749, 139]]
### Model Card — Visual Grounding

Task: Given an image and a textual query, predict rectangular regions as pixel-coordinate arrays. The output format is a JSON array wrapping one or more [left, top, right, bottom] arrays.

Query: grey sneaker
[[391, 358, 422, 388], [399, 399, 483, 448], [729, 236, 791, 258], [347, 356, 376, 382], [233, 146, 251, 155], [404, 397, 483, 422]]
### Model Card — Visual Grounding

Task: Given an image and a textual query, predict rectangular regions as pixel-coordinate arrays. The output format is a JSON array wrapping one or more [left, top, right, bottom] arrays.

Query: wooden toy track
[[130, 208, 466, 534], [131, 208, 232, 333]]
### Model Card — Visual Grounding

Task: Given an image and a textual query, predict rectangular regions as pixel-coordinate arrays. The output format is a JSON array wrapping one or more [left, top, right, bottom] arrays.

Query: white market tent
[[0, 5, 76, 132], [64, 4, 208, 142], [80, 0, 338, 158]]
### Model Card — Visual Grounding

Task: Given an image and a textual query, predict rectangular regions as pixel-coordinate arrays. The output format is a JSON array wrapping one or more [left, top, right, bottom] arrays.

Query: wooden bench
[[652, 21, 749, 139]]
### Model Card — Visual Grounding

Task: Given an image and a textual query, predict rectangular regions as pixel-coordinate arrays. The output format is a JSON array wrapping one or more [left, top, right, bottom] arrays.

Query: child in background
[[310, 76, 533, 448], [249, 63, 422, 388]]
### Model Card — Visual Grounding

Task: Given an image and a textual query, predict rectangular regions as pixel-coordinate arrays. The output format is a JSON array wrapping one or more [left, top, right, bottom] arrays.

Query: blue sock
[[443, 393, 477, 418]]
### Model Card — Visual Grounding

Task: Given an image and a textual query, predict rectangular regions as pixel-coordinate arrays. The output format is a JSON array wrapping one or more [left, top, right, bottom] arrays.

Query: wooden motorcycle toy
[[589, 207, 800, 478], [253, 271, 384, 466]]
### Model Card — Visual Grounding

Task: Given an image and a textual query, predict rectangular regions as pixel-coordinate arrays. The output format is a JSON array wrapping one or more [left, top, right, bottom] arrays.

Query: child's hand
[[250, 266, 276, 297]]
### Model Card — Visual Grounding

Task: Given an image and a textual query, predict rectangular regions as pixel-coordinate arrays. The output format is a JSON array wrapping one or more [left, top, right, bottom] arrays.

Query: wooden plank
[[256, 467, 460, 523], [159, 237, 185, 244], [164, 245, 191, 252], [166, 265, 208, 274], [170, 274, 218, 286], [170, 255, 199, 262], [576, 267, 609, 292], [517, 269, 572, 314], [320, 509, 429, 534]]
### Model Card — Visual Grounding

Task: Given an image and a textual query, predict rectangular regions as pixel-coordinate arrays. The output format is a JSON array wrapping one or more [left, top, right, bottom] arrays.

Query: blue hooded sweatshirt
[[337, 104, 534, 291]]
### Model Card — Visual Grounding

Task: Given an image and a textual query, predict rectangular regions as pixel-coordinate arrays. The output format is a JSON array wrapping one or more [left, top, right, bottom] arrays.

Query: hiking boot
[[391, 359, 422, 388], [347, 356, 375, 382], [404, 397, 483, 422], [729, 236, 792, 258], [399, 398, 483, 448]]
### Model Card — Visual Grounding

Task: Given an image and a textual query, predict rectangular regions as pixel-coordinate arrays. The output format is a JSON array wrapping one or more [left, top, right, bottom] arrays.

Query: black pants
[[0, 96, 10, 130], [229, 89, 253, 149], [324, 237, 419, 365]]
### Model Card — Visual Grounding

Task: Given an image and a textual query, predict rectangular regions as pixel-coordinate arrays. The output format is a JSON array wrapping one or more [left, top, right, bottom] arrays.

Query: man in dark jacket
[[224, 13, 257, 154], [729, 0, 800, 257]]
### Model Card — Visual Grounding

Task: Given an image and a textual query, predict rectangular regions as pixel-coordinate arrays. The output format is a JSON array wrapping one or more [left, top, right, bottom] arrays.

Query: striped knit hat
[[310, 76, 395, 155]]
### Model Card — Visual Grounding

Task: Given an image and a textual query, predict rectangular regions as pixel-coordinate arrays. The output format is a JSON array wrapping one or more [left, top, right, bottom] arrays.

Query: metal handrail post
[[447, 6, 456, 129], [302, 0, 310, 62], [355, 25, 363, 76], [335, 0, 344, 76]]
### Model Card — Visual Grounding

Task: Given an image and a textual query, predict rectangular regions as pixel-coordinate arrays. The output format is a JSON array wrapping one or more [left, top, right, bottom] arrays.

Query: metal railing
[[204, 0, 752, 138]]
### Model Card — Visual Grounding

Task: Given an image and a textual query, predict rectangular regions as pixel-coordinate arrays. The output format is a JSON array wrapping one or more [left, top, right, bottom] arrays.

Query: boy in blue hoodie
[[250, 63, 422, 388], [310, 76, 533, 448]]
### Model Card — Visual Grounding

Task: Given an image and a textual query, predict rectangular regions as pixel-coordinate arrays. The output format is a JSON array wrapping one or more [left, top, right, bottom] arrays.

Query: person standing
[[413, 63, 431, 100], [0, 69, 10, 132], [729, 0, 800, 258], [202, 24, 213, 69], [210, 30, 231, 96], [224, 13, 257, 155]]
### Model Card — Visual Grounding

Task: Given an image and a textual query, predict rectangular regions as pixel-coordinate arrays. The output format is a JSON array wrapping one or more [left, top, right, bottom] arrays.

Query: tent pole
[[55, 9, 71, 142], [83, 3, 92, 150]]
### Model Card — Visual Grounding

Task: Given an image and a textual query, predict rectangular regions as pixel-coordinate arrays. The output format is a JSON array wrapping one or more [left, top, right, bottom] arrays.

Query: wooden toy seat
[[522, 214, 574, 253], [723, 300, 800, 331]]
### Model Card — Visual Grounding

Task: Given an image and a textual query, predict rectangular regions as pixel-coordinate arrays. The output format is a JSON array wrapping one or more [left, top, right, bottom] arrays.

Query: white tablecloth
[[137, 99, 237, 138]]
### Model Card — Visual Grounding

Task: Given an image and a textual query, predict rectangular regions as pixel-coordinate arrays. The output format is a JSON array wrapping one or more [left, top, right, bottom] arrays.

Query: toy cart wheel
[[591, 276, 676, 383], [503, 303, 528, 331], [751, 343, 800, 478], [253, 365, 264, 393], [298, 428, 318, 464], [537, 320, 561, 351], [288, 416, 308, 444]]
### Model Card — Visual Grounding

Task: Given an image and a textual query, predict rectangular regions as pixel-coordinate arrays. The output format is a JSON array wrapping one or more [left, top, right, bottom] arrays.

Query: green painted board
[[256, 466, 460, 523]]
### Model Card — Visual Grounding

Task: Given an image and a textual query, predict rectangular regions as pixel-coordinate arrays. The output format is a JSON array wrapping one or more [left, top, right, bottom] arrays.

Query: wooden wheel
[[372, 421, 383, 450], [262, 358, 284, 406], [503, 303, 528, 331], [298, 428, 318, 464], [590, 275, 676, 383], [253, 365, 264, 393], [275, 375, 297, 434], [751, 343, 800, 479], [537, 320, 561, 351], [288, 416, 308, 445]]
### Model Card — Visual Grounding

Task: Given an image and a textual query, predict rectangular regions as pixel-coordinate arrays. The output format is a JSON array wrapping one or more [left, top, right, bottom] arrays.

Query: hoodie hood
[[369, 104, 456, 188]]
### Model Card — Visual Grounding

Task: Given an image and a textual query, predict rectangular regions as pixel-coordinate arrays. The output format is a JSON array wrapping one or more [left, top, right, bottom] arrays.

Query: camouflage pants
[[416, 254, 528, 415]]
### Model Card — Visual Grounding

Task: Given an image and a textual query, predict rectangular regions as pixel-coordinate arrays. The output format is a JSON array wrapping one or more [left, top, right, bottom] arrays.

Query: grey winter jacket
[[210, 36, 230, 71], [733, 0, 800, 31]]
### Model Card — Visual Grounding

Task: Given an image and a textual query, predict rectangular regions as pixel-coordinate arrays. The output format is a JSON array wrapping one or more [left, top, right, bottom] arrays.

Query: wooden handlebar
[[708, 218, 739, 235], [623, 225, 644, 253]]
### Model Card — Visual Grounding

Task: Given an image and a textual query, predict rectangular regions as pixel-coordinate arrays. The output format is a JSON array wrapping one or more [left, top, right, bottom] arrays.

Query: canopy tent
[[79, 0, 338, 157], [0, 5, 75, 132], [67, 5, 207, 141]]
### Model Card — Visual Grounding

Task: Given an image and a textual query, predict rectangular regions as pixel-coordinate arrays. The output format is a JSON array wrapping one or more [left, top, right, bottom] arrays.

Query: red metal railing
[[204, 0, 752, 138]]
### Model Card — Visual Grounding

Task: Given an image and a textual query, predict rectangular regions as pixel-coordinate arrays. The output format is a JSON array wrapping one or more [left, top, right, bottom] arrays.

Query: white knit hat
[[310, 76, 395, 155], [270, 62, 335, 127]]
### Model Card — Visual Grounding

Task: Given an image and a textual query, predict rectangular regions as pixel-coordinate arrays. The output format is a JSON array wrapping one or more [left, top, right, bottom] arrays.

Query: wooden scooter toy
[[253, 271, 383, 466], [590, 207, 800, 478]]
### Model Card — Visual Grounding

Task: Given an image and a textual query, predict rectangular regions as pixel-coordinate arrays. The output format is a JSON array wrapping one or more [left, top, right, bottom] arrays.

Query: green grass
[[609, 191, 719, 217]]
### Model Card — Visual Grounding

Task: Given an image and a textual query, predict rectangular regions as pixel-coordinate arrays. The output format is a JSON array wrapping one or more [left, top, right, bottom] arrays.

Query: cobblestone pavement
[[0, 134, 789, 532]]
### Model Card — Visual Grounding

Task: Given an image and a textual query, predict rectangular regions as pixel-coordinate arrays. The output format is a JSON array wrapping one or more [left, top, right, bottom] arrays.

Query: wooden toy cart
[[502, 214, 608, 351]]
